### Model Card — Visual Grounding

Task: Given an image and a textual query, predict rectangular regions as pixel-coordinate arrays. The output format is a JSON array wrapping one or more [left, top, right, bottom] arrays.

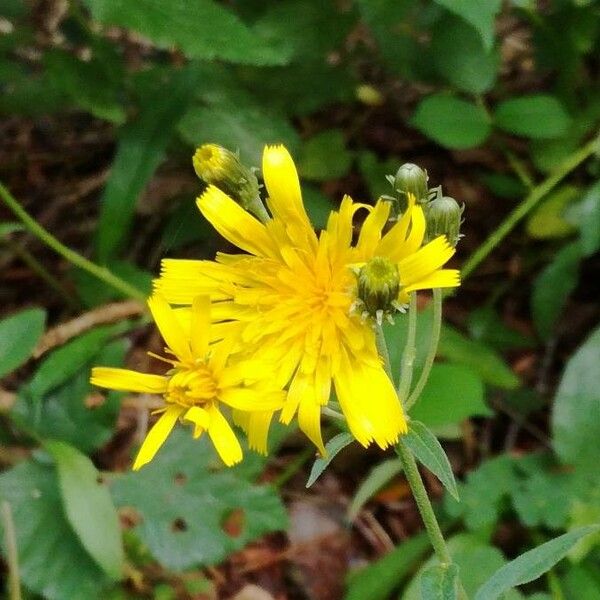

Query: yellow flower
[[155, 146, 460, 454], [90, 294, 285, 469]]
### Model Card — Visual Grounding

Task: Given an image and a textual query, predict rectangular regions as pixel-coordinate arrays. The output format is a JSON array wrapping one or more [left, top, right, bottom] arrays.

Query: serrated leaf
[[0, 460, 108, 599], [347, 458, 402, 521], [96, 68, 197, 262], [531, 242, 581, 340], [412, 95, 491, 150], [110, 430, 287, 570], [474, 526, 600, 600], [433, 0, 502, 50], [404, 421, 458, 500], [420, 563, 459, 600], [552, 325, 600, 474], [494, 95, 572, 139], [345, 532, 430, 600], [306, 432, 353, 488], [0, 307, 45, 378], [83, 0, 290, 66], [46, 441, 124, 580]]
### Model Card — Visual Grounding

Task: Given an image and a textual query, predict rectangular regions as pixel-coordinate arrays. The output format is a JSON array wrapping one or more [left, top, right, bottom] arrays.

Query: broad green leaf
[[46, 441, 124, 580], [298, 129, 353, 181], [12, 339, 127, 453], [480, 173, 527, 200], [345, 533, 430, 600], [0, 307, 45, 378], [567, 500, 600, 562], [110, 430, 287, 570], [303, 185, 336, 230], [347, 458, 402, 521], [96, 68, 197, 262], [358, 151, 401, 201], [306, 432, 353, 488], [552, 324, 600, 473], [0, 460, 108, 599], [494, 95, 571, 139], [526, 185, 580, 239], [420, 563, 459, 600], [474, 526, 600, 600], [410, 364, 490, 428], [412, 95, 491, 150], [432, 0, 502, 50], [403, 533, 523, 600], [467, 306, 533, 351], [0, 66, 66, 116], [562, 564, 600, 600], [431, 15, 499, 94], [83, 0, 290, 65], [403, 421, 459, 500], [567, 180, 600, 256], [178, 102, 299, 168], [531, 242, 581, 339], [160, 197, 214, 252], [438, 325, 520, 389]]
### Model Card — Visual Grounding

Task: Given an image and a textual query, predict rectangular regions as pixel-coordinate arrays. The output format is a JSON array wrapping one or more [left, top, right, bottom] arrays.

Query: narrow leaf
[[46, 441, 124, 580], [0, 308, 45, 378], [347, 458, 402, 521], [404, 421, 459, 500], [306, 432, 353, 488], [420, 563, 460, 600], [474, 526, 600, 600]]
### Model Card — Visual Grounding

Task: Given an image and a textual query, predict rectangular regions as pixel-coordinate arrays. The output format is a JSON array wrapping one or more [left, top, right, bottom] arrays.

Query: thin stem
[[375, 322, 393, 377], [1, 501, 22, 600], [406, 289, 442, 410], [462, 136, 598, 280], [0, 182, 147, 302], [397, 293, 418, 400]]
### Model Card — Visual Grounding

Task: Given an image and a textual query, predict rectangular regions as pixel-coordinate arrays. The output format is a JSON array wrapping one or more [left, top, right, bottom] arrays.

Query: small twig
[[1, 501, 22, 600], [33, 300, 145, 358]]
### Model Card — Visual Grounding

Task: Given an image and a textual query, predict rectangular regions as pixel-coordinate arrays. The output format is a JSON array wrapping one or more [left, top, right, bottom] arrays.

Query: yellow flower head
[[90, 294, 285, 469], [155, 146, 460, 455]]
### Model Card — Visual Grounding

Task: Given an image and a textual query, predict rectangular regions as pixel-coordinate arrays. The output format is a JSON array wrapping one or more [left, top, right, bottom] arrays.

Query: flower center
[[165, 361, 218, 408]]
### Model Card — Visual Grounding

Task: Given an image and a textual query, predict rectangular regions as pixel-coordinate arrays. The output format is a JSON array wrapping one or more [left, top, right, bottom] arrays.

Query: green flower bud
[[391, 163, 429, 204], [425, 194, 464, 247], [193, 144, 260, 211], [356, 257, 400, 323]]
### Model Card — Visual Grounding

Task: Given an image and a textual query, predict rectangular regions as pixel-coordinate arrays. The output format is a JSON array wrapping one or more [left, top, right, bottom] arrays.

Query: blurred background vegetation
[[0, 0, 599, 598]]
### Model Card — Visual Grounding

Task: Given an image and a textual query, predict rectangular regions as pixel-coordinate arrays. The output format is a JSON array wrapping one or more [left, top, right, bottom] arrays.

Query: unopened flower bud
[[425, 194, 464, 247], [193, 144, 260, 211], [392, 163, 429, 204], [356, 257, 400, 322]]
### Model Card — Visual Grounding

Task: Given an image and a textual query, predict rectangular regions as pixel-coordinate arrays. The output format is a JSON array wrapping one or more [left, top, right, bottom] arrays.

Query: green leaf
[[0, 460, 108, 599], [347, 458, 402, 521], [13, 338, 127, 453], [96, 68, 197, 262], [0, 307, 45, 378], [110, 430, 287, 570], [420, 563, 459, 600], [474, 526, 600, 600], [46, 441, 124, 580], [404, 421, 459, 500], [306, 432, 353, 488], [345, 533, 430, 600], [0, 222, 25, 237], [412, 95, 491, 150], [298, 129, 353, 181], [430, 15, 499, 94], [432, 0, 502, 50], [552, 324, 600, 473], [83, 0, 290, 66], [302, 185, 336, 230], [438, 325, 520, 389], [358, 151, 401, 201], [531, 242, 582, 339], [562, 564, 600, 600], [178, 102, 299, 168], [160, 197, 214, 251], [494, 95, 572, 139], [404, 533, 523, 600], [467, 306, 533, 351], [410, 364, 490, 428], [526, 185, 580, 239], [568, 180, 600, 256]]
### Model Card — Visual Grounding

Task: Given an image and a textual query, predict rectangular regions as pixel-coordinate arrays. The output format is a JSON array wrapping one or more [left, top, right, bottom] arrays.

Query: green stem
[[397, 293, 418, 399], [462, 136, 598, 280], [1, 501, 22, 600], [375, 320, 393, 377], [247, 194, 271, 224], [0, 182, 147, 302], [406, 289, 442, 410]]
